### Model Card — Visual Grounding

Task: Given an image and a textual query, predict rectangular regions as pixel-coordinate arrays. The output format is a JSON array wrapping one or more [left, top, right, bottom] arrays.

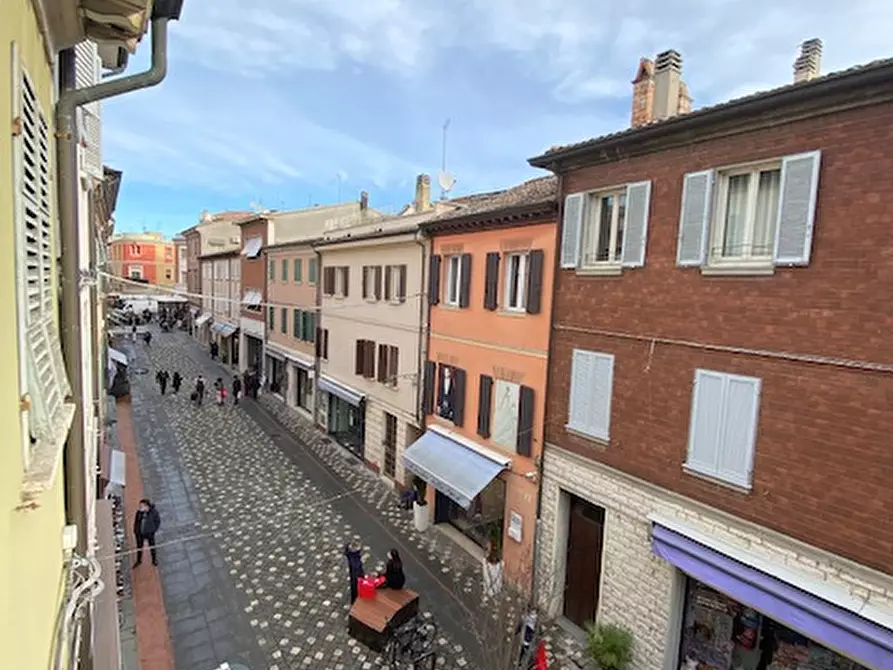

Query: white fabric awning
[[195, 313, 212, 328], [108, 348, 128, 365], [241, 290, 262, 306], [109, 450, 126, 486], [241, 237, 262, 258]]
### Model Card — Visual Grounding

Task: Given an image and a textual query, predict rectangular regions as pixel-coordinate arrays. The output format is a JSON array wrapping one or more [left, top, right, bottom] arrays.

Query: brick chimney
[[652, 49, 683, 121], [414, 174, 431, 213], [630, 58, 655, 128], [359, 191, 369, 211], [793, 38, 822, 83]]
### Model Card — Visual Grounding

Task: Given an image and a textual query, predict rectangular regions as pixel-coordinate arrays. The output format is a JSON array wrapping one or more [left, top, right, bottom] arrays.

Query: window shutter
[[315, 328, 322, 357], [323, 267, 334, 295], [323, 329, 329, 359], [560, 193, 585, 268], [428, 254, 441, 305], [362, 266, 369, 298], [458, 253, 472, 308], [477, 374, 493, 438], [355, 340, 364, 375], [621, 181, 652, 268], [308, 313, 316, 342], [717, 375, 761, 488], [517, 385, 535, 457], [676, 171, 714, 267], [452, 367, 467, 427], [526, 249, 545, 314], [567, 350, 613, 441], [774, 150, 821, 266], [377, 344, 387, 382], [343, 268, 350, 297], [374, 265, 382, 300], [483, 252, 499, 310], [388, 346, 399, 386], [422, 361, 436, 414], [398, 265, 407, 302], [384, 266, 392, 300], [365, 340, 376, 378], [293, 309, 301, 338], [686, 369, 727, 475]]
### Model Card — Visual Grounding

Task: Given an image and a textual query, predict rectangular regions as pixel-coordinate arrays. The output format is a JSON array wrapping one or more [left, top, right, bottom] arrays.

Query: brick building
[[107, 231, 175, 287], [528, 43, 893, 670], [237, 215, 269, 374]]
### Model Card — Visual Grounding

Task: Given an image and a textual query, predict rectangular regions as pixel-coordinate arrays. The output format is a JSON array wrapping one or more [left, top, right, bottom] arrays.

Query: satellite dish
[[438, 171, 456, 193]]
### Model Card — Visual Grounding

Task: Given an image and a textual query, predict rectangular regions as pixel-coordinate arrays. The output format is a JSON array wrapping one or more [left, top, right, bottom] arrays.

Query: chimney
[[359, 191, 369, 211], [630, 57, 655, 128], [793, 38, 822, 83], [652, 50, 683, 121], [414, 174, 431, 213]]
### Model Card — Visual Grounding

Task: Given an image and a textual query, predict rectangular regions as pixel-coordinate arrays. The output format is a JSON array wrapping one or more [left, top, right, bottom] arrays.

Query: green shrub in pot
[[585, 622, 633, 670]]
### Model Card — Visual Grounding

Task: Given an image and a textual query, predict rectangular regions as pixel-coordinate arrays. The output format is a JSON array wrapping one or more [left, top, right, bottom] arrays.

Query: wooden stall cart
[[348, 588, 420, 653]]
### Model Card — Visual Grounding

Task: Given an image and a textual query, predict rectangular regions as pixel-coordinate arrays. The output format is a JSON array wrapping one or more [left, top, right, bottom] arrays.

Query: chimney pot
[[652, 49, 684, 121], [793, 38, 823, 83], [414, 174, 431, 213], [630, 57, 655, 127], [359, 191, 369, 211]]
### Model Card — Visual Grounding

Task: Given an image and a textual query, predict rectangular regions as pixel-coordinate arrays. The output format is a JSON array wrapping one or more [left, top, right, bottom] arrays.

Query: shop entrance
[[563, 497, 605, 629], [434, 478, 505, 550]]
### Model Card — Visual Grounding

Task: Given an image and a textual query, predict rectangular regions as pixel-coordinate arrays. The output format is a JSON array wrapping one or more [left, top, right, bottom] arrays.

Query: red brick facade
[[239, 217, 268, 322]]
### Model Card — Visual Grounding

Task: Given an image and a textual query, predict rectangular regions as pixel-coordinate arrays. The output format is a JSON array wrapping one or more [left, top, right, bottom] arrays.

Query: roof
[[529, 56, 893, 169], [312, 202, 460, 248], [198, 249, 240, 260]]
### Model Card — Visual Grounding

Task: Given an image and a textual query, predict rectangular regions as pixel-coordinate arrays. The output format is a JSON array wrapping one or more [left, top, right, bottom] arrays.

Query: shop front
[[194, 312, 212, 345], [265, 351, 288, 397], [651, 516, 893, 670], [210, 322, 239, 366], [318, 375, 366, 459], [244, 334, 263, 372]]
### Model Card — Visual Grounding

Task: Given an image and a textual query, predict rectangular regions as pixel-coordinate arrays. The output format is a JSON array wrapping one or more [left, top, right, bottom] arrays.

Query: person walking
[[210, 341, 219, 360], [171, 371, 182, 394], [132, 498, 161, 567], [213, 377, 225, 406], [344, 542, 365, 604], [155, 369, 170, 395], [232, 376, 242, 405], [131, 323, 137, 342], [194, 374, 206, 406]]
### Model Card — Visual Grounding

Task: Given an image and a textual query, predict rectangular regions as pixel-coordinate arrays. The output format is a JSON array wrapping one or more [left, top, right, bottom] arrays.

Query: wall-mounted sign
[[508, 511, 523, 543]]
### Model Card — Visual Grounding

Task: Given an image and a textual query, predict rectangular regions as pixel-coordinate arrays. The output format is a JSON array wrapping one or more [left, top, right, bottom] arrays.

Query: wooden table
[[348, 588, 420, 652]]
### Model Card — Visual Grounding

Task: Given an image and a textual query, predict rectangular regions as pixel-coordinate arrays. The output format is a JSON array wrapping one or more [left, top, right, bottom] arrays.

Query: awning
[[403, 427, 509, 509], [241, 236, 262, 258], [195, 313, 212, 328], [109, 450, 126, 486], [650, 517, 893, 670], [265, 343, 312, 368], [318, 375, 364, 406], [241, 290, 262, 306], [211, 322, 238, 337], [108, 348, 128, 365]]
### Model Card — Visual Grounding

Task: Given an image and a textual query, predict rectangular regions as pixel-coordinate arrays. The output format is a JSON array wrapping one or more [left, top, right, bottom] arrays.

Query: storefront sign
[[508, 511, 523, 542]]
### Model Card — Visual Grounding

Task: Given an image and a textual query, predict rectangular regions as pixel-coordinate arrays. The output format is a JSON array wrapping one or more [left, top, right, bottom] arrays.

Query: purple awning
[[651, 523, 893, 670]]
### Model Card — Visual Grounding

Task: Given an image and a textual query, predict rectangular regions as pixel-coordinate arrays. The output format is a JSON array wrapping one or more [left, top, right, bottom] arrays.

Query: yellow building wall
[[1, 1, 71, 668]]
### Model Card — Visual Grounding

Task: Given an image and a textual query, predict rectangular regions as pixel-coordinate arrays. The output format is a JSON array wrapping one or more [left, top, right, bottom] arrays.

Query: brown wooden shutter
[[323, 329, 329, 359], [374, 266, 382, 300], [324, 267, 335, 295], [315, 327, 322, 358], [477, 374, 493, 438], [398, 265, 407, 302], [355, 340, 364, 375], [377, 344, 387, 382], [422, 361, 436, 414], [365, 340, 376, 378], [343, 267, 350, 297], [362, 266, 369, 298], [458, 253, 472, 308], [452, 367, 467, 427], [517, 385, 535, 457], [384, 266, 392, 301], [483, 252, 499, 310], [526, 249, 545, 315], [428, 254, 441, 305], [388, 346, 399, 385]]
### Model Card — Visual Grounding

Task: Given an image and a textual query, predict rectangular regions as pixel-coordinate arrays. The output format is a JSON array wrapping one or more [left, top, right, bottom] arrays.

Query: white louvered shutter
[[717, 374, 760, 488], [621, 180, 652, 268], [589, 353, 614, 441], [567, 349, 592, 431], [773, 151, 821, 266], [560, 193, 584, 268], [75, 41, 103, 179], [676, 171, 714, 267], [686, 369, 726, 474]]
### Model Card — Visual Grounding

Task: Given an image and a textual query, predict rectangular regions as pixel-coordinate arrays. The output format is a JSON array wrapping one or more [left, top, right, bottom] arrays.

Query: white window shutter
[[621, 180, 652, 268], [773, 150, 821, 266], [560, 193, 585, 269], [717, 375, 760, 488], [590, 353, 614, 440], [686, 369, 726, 474], [27, 321, 62, 444], [676, 170, 714, 267], [567, 349, 591, 430]]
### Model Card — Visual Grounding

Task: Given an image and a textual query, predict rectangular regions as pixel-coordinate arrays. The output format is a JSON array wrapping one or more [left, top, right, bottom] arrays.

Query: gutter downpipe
[[413, 231, 427, 429], [312, 246, 323, 430]]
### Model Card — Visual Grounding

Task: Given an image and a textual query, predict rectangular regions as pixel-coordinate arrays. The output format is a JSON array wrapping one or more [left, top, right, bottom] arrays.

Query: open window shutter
[[388, 346, 399, 385], [591, 354, 614, 441], [323, 329, 329, 359], [452, 367, 467, 427], [686, 369, 726, 475], [343, 268, 350, 297], [621, 181, 652, 268], [458, 253, 472, 308], [398, 265, 407, 302], [526, 249, 545, 314], [567, 350, 592, 432], [384, 266, 392, 300], [517, 385, 535, 457], [374, 266, 382, 300], [324, 267, 334, 294], [560, 193, 585, 268], [428, 254, 441, 305], [365, 341, 376, 378], [362, 267, 369, 298], [774, 150, 821, 266], [477, 374, 493, 438], [377, 344, 387, 382], [315, 328, 322, 357], [717, 375, 761, 489], [676, 170, 714, 267], [355, 340, 364, 375], [483, 252, 499, 310], [422, 361, 436, 414]]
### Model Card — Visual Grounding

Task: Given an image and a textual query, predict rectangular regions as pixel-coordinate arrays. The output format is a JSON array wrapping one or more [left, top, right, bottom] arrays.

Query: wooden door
[[563, 498, 605, 628]]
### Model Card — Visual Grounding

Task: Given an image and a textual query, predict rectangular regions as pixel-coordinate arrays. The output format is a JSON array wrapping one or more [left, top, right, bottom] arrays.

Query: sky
[[102, 0, 893, 237]]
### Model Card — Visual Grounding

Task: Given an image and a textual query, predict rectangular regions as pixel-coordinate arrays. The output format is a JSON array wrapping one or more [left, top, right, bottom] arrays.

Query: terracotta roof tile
[[429, 176, 557, 223]]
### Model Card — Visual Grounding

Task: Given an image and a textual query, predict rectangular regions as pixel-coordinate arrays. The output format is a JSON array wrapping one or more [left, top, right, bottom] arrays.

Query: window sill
[[701, 264, 775, 277], [564, 425, 609, 447], [682, 464, 752, 494], [577, 265, 623, 277], [20, 402, 76, 505], [498, 309, 527, 318], [439, 303, 462, 310]]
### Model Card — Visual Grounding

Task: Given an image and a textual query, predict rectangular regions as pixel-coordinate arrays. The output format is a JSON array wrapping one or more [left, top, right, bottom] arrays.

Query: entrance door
[[563, 497, 605, 628]]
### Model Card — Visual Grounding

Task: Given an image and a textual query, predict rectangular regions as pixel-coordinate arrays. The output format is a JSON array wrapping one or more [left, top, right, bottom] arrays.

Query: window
[[128, 265, 143, 279], [280, 307, 287, 333], [269, 259, 275, 280], [581, 190, 626, 267], [130, 244, 141, 255], [383, 413, 397, 478], [686, 369, 761, 489], [355, 339, 376, 378], [242, 236, 263, 259], [384, 265, 407, 302], [492, 379, 520, 448], [315, 328, 329, 360], [293, 309, 302, 338], [302, 311, 316, 342], [294, 258, 303, 282], [567, 349, 614, 442], [336, 266, 350, 296], [503, 253, 528, 311], [281, 259, 288, 281], [436, 364, 466, 426], [362, 265, 382, 300], [445, 255, 462, 305], [308, 258, 318, 284], [711, 164, 781, 263], [164, 268, 172, 280], [296, 368, 313, 411], [377, 344, 399, 386], [268, 306, 275, 330]]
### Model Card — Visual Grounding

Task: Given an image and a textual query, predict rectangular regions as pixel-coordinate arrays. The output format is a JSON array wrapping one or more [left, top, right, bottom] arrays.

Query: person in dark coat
[[194, 375, 206, 406], [232, 376, 242, 405], [171, 371, 182, 394], [133, 498, 161, 567], [156, 369, 169, 395], [344, 542, 365, 604], [377, 549, 406, 590]]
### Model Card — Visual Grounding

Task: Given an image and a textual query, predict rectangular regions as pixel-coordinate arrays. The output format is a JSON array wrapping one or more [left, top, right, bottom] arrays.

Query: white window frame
[[581, 188, 626, 269], [708, 160, 782, 269], [503, 252, 528, 312], [444, 255, 462, 306], [128, 265, 143, 279]]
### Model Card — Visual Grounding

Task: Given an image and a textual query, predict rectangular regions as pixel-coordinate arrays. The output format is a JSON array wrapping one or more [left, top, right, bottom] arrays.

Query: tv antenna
[[438, 118, 455, 200], [249, 199, 264, 213]]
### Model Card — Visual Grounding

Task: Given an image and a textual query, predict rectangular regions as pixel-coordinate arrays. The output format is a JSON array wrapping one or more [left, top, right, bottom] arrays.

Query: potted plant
[[412, 477, 429, 532], [585, 622, 634, 670]]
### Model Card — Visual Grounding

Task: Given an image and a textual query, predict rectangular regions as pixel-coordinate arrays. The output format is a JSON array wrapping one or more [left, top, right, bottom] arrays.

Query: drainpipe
[[413, 231, 428, 429], [530, 180, 562, 611], [56, 16, 173, 558], [312, 247, 323, 428]]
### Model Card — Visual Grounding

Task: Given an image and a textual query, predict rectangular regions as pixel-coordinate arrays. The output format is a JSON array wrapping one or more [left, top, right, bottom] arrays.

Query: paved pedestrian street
[[119, 328, 585, 670]]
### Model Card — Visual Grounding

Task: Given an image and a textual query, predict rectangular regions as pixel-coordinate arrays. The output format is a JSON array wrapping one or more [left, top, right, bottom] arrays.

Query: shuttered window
[[526, 249, 545, 314], [422, 361, 436, 415], [517, 385, 535, 457], [355, 340, 365, 375], [428, 254, 441, 305], [397, 265, 407, 302], [375, 344, 399, 386], [294, 258, 302, 282], [560, 193, 585, 268], [357, 339, 376, 378], [316, 328, 329, 360], [483, 253, 499, 310], [686, 369, 761, 489], [477, 374, 493, 438], [374, 266, 382, 300], [383, 413, 397, 478], [293, 309, 302, 338], [280, 307, 287, 333], [268, 306, 275, 330], [75, 42, 102, 180], [567, 349, 614, 442], [308, 258, 318, 284], [323, 266, 335, 295], [458, 253, 472, 308]]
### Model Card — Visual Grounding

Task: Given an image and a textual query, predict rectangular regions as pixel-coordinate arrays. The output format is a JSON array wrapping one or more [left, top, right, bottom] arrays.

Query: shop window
[[436, 364, 466, 426]]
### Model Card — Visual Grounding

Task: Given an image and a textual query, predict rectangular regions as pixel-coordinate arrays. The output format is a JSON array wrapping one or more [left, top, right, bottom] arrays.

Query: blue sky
[[103, 0, 892, 237]]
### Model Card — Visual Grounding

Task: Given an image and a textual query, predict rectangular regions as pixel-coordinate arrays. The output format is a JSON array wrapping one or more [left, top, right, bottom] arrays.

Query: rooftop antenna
[[438, 118, 455, 200]]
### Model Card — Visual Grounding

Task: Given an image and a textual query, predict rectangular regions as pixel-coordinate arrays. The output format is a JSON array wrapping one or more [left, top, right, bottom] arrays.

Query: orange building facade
[[108, 232, 177, 287], [415, 178, 557, 580]]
